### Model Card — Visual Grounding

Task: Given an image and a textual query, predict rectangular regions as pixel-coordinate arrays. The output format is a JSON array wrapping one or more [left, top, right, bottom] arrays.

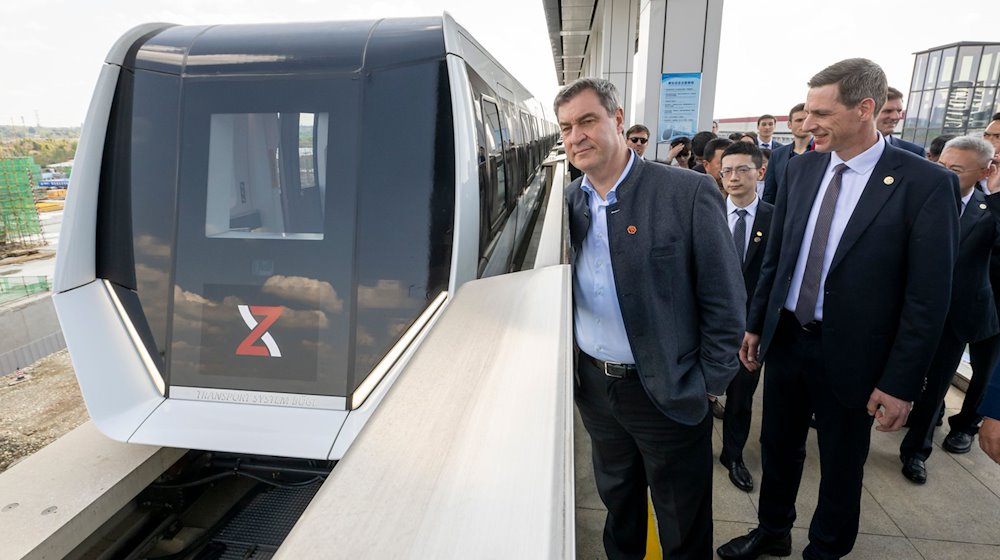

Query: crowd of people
[[555, 57, 1000, 559]]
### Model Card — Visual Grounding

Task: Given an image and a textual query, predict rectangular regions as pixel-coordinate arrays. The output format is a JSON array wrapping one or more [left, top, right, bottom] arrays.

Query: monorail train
[[53, 14, 558, 460]]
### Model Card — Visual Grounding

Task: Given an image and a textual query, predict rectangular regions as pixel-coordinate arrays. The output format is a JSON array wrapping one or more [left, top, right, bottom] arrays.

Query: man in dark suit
[[756, 114, 783, 150], [947, 114, 1000, 454], [878, 87, 926, 157], [762, 103, 814, 204], [556, 77, 745, 559], [717, 141, 774, 492], [717, 58, 959, 560], [899, 136, 1000, 483]]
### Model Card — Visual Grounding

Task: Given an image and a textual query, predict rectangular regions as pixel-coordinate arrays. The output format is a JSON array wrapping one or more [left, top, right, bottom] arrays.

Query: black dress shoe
[[722, 458, 754, 492], [717, 528, 791, 559], [943, 431, 973, 454], [900, 455, 927, 484], [710, 399, 726, 419]]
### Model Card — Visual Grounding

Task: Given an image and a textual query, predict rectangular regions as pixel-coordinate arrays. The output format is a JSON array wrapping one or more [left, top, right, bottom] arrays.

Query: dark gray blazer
[[567, 155, 746, 425]]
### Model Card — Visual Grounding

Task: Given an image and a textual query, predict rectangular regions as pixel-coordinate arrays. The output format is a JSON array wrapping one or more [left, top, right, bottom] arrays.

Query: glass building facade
[[902, 42, 1000, 148]]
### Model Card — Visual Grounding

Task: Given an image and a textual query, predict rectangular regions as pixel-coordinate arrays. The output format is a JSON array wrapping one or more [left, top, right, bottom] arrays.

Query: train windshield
[[110, 61, 455, 408]]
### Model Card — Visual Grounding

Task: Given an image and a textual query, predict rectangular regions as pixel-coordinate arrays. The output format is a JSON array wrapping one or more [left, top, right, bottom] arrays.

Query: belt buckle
[[603, 361, 625, 379], [801, 321, 821, 334]]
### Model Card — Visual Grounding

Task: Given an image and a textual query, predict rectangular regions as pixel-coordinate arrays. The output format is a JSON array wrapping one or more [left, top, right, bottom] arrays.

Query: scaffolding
[[0, 157, 46, 251]]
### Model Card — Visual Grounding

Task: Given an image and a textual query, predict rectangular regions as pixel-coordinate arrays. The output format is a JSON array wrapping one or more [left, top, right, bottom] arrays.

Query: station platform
[[574, 374, 1000, 559]]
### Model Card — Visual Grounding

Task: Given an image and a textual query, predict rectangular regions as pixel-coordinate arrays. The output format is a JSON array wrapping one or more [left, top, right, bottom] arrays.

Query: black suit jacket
[[762, 143, 793, 204], [568, 156, 746, 424], [739, 200, 774, 313], [949, 190, 1000, 342], [748, 142, 960, 406], [887, 134, 927, 157]]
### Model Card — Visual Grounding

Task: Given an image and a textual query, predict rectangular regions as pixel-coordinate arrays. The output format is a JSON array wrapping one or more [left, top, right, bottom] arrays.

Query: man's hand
[[988, 161, 1000, 194], [666, 142, 685, 161], [980, 417, 1000, 464], [739, 332, 761, 371], [866, 388, 912, 432]]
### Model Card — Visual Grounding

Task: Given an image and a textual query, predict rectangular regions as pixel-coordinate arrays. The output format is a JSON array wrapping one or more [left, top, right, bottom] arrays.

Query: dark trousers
[[901, 328, 966, 460], [757, 313, 874, 560], [575, 356, 713, 560], [953, 333, 1000, 434], [721, 364, 761, 463]]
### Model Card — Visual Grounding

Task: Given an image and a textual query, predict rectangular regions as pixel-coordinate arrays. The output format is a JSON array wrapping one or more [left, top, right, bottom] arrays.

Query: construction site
[[0, 156, 53, 304]]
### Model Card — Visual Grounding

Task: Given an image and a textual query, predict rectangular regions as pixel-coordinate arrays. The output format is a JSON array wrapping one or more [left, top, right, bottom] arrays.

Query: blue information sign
[[658, 72, 702, 143]]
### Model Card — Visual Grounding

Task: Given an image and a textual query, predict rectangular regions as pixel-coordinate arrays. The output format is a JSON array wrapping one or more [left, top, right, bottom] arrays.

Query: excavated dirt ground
[[0, 350, 88, 472]]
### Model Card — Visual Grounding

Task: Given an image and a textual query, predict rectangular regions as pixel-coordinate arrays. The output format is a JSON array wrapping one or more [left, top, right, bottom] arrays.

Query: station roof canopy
[[542, 0, 598, 86]]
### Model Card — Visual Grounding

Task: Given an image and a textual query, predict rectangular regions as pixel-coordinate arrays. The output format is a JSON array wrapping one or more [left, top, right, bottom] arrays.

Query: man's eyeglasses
[[628, 136, 649, 144], [720, 165, 757, 178]]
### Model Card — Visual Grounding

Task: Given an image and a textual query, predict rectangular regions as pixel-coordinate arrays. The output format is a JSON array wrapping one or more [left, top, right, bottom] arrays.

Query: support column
[[585, 0, 639, 125], [631, 0, 723, 161]]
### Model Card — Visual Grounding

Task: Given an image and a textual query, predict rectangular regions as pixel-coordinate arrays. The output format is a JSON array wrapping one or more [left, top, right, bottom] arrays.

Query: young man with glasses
[[625, 124, 650, 158], [718, 141, 774, 493]]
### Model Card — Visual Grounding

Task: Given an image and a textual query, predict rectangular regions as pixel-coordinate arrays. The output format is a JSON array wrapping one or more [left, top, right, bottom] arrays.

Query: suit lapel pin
[[883, 176, 895, 186], [755, 231, 763, 237], [981, 203, 988, 210], [753, 237, 761, 243], [627, 225, 637, 235]]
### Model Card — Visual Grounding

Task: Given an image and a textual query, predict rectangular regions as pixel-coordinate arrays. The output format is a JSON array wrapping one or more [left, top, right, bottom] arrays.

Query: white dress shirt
[[759, 139, 773, 150], [727, 195, 759, 258], [574, 151, 637, 363], [960, 190, 974, 217], [785, 136, 887, 321]]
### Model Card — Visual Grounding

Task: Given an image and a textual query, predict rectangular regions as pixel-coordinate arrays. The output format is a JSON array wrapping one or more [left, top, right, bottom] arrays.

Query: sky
[[1, 0, 998, 128]]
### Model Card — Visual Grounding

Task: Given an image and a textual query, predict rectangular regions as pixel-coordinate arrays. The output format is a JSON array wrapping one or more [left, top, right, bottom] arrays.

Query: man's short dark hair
[[553, 77, 620, 117], [691, 131, 718, 159], [728, 132, 744, 141], [703, 138, 733, 162], [991, 112, 1000, 122], [928, 134, 957, 158], [721, 141, 763, 169], [808, 58, 887, 110], [886, 87, 904, 101], [626, 124, 650, 137], [757, 114, 776, 125], [788, 103, 806, 119]]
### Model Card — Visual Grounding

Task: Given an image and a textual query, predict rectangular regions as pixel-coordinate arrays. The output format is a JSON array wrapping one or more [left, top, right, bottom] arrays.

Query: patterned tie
[[794, 163, 849, 326], [733, 209, 748, 263]]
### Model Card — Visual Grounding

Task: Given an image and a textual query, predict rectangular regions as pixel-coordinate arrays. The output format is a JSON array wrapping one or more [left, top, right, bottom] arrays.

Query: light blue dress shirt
[[574, 151, 637, 364], [785, 135, 886, 321]]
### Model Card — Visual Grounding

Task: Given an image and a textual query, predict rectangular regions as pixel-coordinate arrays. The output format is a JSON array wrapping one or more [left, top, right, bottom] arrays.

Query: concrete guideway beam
[[0, 422, 185, 560], [276, 263, 575, 558]]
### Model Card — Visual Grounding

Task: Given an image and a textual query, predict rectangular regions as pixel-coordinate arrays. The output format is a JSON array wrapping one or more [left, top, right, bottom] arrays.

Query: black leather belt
[[781, 308, 822, 335], [583, 353, 638, 378]]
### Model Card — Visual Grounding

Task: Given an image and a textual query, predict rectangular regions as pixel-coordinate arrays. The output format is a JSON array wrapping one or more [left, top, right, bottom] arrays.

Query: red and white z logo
[[236, 305, 284, 357]]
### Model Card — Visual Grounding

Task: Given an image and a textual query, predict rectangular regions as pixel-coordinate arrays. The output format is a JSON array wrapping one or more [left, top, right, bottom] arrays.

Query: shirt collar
[[726, 194, 759, 217], [831, 134, 886, 175], [961, 190, 975, 207], [580, 149, 636, 203]]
